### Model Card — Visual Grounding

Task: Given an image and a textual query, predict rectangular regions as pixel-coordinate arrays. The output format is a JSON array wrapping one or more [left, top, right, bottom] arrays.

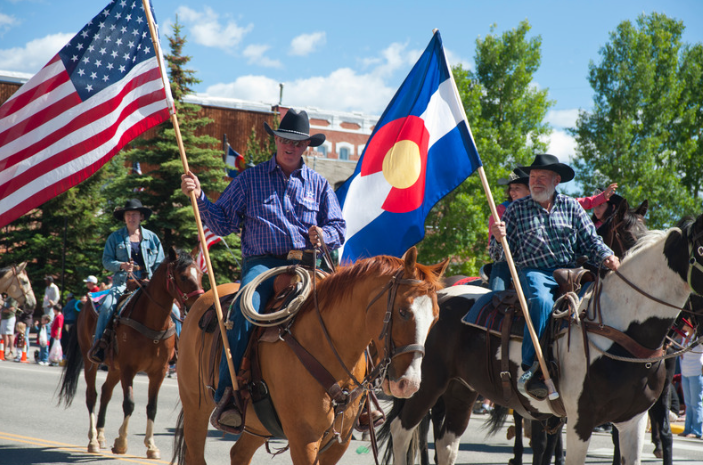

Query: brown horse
[[0, 262, 37, 310], [58, 247, 203, 458], [173, 247, 448, 465]]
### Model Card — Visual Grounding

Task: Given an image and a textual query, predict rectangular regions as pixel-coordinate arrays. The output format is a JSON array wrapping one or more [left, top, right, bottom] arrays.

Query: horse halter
[[4, 266, 32, 306], [166, 261, 204, 307], [687, 227, 703, 295], [367, 268, 428, 371]]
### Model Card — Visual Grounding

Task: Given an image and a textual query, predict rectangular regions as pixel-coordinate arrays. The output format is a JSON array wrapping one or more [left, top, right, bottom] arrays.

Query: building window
[[339, 147, 349, 160], [317, 145, 327, 157], [335, 142, 354, 161]]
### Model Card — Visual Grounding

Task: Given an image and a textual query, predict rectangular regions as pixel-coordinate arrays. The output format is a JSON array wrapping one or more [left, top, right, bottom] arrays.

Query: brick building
[[0, 71, 378, 188]]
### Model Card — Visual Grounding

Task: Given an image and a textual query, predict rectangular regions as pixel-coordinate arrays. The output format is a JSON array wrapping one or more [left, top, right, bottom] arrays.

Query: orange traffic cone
[[0, 342, 5, 361], [18, 347, 29, 363]]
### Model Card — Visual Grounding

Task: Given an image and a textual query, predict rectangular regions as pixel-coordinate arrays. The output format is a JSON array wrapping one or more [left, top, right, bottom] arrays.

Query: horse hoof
[[147, 449, 161, 460], [87, 442, 101, 454], [112, 446, 127, 455], [99, 439, 107, 449]]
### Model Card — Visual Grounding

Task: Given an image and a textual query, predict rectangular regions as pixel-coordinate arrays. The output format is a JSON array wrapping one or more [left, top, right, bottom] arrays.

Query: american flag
[[196, 225, 222, 273], [0, 0, 172, 228]]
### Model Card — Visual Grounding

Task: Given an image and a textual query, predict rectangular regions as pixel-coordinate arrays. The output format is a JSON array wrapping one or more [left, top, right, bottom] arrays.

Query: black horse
[[380, 210, 703, 465]]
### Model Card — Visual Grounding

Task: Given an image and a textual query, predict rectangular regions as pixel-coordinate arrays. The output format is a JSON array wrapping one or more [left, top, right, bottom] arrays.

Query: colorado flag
[[337, 31, 482, 262]]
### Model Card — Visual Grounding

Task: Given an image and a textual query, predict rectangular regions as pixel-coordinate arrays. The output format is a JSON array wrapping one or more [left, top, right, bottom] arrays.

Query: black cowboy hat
[[113, 198, 152, 221], [498, 166, 530, 186], [264, 109, 326, 147], [521, 154, 575, 183], [595, 187, 624, 207]]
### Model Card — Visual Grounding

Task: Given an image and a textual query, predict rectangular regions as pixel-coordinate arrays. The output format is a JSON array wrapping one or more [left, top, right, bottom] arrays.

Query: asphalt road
[[2, 354, 703, 464]]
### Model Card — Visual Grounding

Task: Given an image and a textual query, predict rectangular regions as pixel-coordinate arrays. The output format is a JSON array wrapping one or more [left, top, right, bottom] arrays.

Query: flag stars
[[119, 65, 126, 72], [107, 63, 114, 70], [123, 52, 131, 60], [99, 48, 107, 55], [77, 69, 85, 76], [111, 50, 118, 58], [93, 33, 100, 40], [81, 30, 89, 38], [98, 22, 106, 29], [86, 84, 93, 92], [143, 45, 151, 54], [87, 45, 95, 52], [136, 16, 143, 24], [71, 55, 79, 62], [102, 75, 110, 82], [83, 57, 90, 64], [132, 28, 139, 36], [90, 72, 97, 79], [120, 0, 126, 6], [105, 35, 112, 42], [121, 26, 127, 34], [116, 38, 123, 46], [142, 31, 148, 39], [126, 14, 132, 21], [115, 13, 122, 20], [102, 9, 110, 17], [76, 43, 84, 50], [128, 40, 135, 48], [95, 59, 102, 67]]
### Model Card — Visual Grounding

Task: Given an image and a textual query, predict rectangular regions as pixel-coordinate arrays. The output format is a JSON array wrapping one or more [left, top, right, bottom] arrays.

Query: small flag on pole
[[223, 137, 247, 178], [196, 225, 222, 273], [0, 0, 172, 228], [336, 31, 482, 262]]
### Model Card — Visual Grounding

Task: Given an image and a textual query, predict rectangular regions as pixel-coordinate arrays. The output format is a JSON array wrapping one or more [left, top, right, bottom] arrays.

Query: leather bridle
[[2, 266, 32, 307], [166, 261, 204, 307]]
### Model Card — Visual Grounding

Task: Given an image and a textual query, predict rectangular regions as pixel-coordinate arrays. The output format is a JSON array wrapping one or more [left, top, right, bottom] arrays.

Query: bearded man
[[490, 154, 619, 400]]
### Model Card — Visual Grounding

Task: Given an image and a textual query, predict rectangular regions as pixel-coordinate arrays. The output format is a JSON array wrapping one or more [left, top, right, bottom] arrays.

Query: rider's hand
[[308, 225, 323, 248], [491, 221, 506, 241], [120, 262, 135, 273], [181, 171, 202, 199], [603, 183, 618, 200], [603, 255, 620, 271]]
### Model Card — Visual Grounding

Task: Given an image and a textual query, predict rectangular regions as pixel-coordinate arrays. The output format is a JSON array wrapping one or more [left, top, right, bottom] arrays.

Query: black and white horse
[[381, 212, 703, 465]]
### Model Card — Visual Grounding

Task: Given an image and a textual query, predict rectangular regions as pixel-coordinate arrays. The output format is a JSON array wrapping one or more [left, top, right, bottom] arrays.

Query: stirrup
[[88, 338, 107, 364], [210, 387, 244, 434]]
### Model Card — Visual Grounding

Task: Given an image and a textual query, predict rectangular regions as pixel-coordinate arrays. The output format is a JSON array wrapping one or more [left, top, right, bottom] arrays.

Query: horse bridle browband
[[166, 261, 204, 307]]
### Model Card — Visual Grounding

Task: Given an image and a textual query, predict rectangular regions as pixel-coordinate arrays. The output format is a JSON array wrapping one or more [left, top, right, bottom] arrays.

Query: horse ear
[[635, 200, 648, 217], [190, 245, 199, 259], [17, 262, 27, 272], [402, 246, 418, 276], [614, 199, 629, 220], [427, 257, 450, 280], [169, 246, 178, 261]]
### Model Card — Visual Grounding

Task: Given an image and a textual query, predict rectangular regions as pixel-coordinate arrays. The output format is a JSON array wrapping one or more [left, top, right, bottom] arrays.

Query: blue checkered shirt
[[197, 156, 346, 258], [489, 193, 614, 269]]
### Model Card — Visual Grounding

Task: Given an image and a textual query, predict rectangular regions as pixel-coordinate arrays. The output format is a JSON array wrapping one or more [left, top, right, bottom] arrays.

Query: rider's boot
[[518, 362, 548, 401], [210, 387, 243, 434], [88, 330, 111, 364]]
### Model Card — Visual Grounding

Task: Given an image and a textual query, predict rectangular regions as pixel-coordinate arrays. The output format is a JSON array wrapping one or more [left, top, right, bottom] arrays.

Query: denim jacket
[[102, 226, 165, 288]]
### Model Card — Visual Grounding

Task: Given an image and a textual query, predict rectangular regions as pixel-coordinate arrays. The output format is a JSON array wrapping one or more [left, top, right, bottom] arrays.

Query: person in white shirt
[[42, 276, 60, 318]]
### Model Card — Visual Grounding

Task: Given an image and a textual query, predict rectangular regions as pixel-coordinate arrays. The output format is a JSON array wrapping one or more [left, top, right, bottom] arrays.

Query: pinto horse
[[0, 262, 38, 310], [381, 212, 703, 465], [58, 247, 202, 458], [173, 247, 448, 465]]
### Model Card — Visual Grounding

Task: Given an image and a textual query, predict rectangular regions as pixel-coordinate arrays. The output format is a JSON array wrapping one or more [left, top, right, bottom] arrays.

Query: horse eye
[[398, 308, 412, 321]]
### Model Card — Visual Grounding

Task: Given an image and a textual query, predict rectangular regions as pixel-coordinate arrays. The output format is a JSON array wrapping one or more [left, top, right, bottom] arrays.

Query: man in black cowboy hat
[[490, 154, 619, 400], [181, 108, 346, 432], [88, 199, 167, 363]]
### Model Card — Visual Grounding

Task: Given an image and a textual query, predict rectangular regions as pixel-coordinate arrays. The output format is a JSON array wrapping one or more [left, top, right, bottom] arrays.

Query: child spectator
[[37, 315, 51, 365], [49, 304, 64, 366]]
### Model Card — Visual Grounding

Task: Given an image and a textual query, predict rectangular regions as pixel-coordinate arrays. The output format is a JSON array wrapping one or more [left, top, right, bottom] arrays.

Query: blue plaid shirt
[[489, 192, 613, 269], [197, 155, 346, 258]]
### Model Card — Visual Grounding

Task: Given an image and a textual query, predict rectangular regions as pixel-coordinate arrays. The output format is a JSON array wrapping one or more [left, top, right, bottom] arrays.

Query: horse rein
[[127, 261, 203, 316]]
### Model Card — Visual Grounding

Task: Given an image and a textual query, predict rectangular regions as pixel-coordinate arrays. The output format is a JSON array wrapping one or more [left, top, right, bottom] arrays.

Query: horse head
[[375, 246, 449, 398], [165, 247, 204, 310], [598, 199, 649, 258], [0, 262, 37, 310]]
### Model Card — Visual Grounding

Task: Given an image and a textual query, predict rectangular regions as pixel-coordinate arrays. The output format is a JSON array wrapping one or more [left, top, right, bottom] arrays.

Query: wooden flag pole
[[142, 0, 239, 392], [476, 166, 559, 400]]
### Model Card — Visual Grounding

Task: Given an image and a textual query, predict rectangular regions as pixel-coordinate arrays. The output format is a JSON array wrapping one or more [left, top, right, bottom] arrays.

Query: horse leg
[[112, 374, 137, 455], [319, 437, 353, 465], [143, 371, 166, 459], [509, 412, 523, 465], [433, 382, 478, 465], [96, 368, 121, 451], [613, 413, 647, 465], [564, 423, 591, 465], [229, 434, 267, 465], [83, 362, 102, 452], [530, 420, 547, 465]]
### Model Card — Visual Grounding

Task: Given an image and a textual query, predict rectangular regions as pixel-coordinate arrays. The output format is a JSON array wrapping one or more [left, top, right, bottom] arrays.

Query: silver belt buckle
[[287, 250, 303, 261]]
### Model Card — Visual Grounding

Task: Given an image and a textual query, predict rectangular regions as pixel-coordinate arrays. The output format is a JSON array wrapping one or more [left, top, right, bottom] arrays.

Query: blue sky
[[1, 0, 702, 164]]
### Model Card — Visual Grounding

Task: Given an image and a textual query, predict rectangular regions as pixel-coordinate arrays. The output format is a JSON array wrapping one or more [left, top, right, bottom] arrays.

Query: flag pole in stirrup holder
[[475, 167, 559, 400], [142, 0, 239, 392]]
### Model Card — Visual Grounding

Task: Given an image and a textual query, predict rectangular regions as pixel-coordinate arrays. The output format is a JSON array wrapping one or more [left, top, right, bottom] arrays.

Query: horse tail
[[485, 404, 510, 436], [172, 407, 187, 465], [377, 397, 406, 465], [57, 325, 83, 407]]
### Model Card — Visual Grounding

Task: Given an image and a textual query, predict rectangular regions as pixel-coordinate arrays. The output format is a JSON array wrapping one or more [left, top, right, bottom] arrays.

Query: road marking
[[0, 431, 172, 464]]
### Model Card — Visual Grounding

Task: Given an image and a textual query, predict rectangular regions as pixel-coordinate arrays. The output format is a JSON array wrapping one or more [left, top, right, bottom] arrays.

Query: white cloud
[[444, 48, 470, 71], [243, 44, 282, 68], [0, 12, 17, 36], [0, 32, 74, 73], [542, 129, 578, 164], [289, 32, 326, 56], [546, 109, 580, 129], [176, 6, 252, 51], [362, 42, 420, 78], [206, 68, 394, 114]]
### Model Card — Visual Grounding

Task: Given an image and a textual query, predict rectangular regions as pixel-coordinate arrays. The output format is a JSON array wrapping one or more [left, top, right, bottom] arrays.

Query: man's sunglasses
[[276, 136, 309, 148]]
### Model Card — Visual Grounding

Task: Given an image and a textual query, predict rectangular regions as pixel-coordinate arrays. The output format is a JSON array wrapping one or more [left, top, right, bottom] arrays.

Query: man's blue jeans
[[518, 268, 559, 368], [214, 255, 296, 403], [489, 261, 511, 291], [682, 374, 703, 437]]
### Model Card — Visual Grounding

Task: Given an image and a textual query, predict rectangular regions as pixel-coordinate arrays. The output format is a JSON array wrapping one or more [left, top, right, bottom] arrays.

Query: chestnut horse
[[382, 212, 703, 465], [173, 247, 448, 465], [58, 247, 203, 458]]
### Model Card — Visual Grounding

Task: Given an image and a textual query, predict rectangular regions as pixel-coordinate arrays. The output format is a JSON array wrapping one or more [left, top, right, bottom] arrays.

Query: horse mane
[[168, 249, 196, 272], [305, 255, 444, 313], [622, 228, 671, 260]]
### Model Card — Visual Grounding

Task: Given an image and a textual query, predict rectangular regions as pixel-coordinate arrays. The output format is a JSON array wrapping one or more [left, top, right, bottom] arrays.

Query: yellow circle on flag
[[382, 140, 422, 189]]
